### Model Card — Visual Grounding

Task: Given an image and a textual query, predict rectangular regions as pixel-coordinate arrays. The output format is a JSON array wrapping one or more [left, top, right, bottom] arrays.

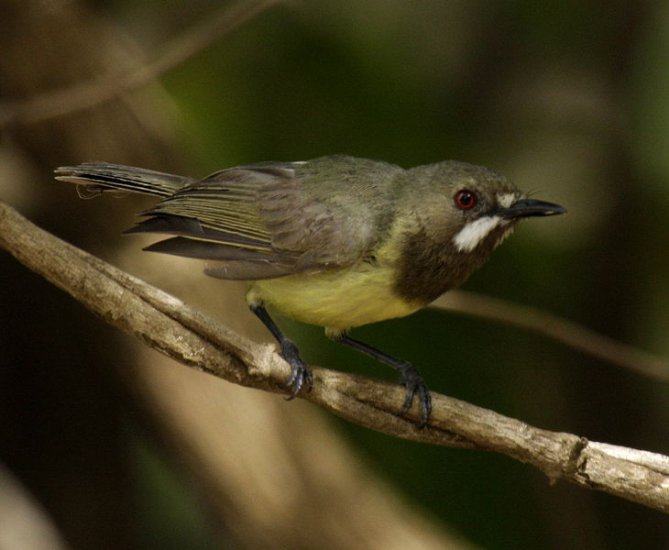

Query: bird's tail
[[54, 163, 192, 199]]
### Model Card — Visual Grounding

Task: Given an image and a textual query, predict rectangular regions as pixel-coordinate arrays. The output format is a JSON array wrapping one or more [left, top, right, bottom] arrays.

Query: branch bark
[[1, 198, 668, 514]]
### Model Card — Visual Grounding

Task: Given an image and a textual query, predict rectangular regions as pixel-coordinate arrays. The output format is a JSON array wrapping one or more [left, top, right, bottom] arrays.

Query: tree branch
[[1, 198, 668, 514], [432, 292, 669, 383], [0, 0, 284, 129]]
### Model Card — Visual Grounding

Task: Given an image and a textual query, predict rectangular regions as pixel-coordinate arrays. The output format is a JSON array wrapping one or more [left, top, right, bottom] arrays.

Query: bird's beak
[[500, 198, 566, 219]]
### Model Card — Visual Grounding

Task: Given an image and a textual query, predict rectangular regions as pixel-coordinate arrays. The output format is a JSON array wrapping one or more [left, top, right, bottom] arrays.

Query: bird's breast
[[247, 262, 421, 331]]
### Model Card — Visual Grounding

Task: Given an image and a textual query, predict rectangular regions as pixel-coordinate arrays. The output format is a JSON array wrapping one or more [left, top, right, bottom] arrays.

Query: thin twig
[[1, 198, 668, 514], [432, 292, 669, 383], [0, 0, 284, 128]]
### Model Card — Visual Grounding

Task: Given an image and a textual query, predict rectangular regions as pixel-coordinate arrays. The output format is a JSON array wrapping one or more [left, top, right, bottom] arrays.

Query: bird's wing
[[128, 162, 379, 280]]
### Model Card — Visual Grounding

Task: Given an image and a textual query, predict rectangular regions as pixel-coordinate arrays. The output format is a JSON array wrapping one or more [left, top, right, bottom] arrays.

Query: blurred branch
[[0, 463, 72, 550], [0, 0, 283, 129], [432, 292, 669, 383], [1, 198, 668, 515]]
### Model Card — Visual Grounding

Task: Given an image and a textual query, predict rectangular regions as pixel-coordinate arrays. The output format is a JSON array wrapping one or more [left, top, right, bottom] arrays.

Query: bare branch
[[1, 198, 668, 514], [0, 0, 284, 129], [432, 292, 669, 383], [0, 463, 72, 550]]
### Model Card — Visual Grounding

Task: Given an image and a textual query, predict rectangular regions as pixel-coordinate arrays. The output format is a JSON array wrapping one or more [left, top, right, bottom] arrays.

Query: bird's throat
[[394, 223, 515, 304]]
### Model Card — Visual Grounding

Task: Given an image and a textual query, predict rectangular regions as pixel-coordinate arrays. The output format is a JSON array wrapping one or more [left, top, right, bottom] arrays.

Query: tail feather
[[54, 163, 192, 198]]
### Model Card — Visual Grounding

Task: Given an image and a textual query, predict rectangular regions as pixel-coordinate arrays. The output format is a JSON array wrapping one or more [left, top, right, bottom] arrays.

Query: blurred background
[[1, 0, 668, 548]]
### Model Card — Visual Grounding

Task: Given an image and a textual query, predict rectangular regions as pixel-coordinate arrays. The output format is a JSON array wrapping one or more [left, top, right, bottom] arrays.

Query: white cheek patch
[[453, 216, 503, 252]]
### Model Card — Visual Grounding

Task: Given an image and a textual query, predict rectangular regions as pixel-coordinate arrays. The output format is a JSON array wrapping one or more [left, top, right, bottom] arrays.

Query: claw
[[398, 365, 432, 428], [284, 362, 313, 400], [280, 338, 313, 399], [249, 304, 314, 399], [331, 332, 433, 428]]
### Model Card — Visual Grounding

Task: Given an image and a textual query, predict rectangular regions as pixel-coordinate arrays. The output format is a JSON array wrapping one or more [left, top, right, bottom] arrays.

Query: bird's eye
[[455, 189, 477, 210]]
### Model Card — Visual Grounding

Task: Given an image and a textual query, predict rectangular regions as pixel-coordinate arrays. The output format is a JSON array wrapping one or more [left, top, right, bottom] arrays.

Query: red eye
[[455, 189, 477, 210]]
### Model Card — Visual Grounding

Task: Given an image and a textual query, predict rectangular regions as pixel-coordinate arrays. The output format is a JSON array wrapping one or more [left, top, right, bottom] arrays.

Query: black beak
[[500, 199, 566, 219]]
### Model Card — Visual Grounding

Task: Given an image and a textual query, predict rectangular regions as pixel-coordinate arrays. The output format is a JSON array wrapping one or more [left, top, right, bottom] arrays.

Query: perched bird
[[55, 155, 565, 425]]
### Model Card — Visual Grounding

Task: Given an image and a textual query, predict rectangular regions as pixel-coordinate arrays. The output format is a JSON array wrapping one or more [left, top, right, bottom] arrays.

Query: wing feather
[[127, 158, 395, 280]]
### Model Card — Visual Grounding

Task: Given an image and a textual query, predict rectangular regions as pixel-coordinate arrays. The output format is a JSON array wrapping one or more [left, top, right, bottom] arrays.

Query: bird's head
[[395, 161, 565, 302]]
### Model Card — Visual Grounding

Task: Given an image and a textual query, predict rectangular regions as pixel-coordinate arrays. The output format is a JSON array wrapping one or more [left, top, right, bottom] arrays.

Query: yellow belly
[[247, 263, 421, 331]]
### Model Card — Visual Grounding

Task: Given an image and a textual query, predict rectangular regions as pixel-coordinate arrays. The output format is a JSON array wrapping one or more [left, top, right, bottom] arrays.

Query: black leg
[[250, 304, 312, 398], [330, 333, 432, 427]]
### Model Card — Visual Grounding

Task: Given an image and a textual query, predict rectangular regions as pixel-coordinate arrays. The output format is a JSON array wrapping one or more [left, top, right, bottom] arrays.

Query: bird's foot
[[280, 338, 313, 399], [397, 363, 432, 428]]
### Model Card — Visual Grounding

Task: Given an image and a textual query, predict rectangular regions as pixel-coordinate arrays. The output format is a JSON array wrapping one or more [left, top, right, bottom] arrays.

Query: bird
[[55, 155, 565, 426]]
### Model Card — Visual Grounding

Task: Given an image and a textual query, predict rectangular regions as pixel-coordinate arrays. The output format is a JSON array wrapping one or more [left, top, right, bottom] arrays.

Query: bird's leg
[[249, 304, 313, 398], [328, 332, 432, 427]]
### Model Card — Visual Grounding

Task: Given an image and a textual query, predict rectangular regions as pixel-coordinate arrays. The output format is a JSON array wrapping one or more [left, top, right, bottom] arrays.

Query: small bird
[[55, 155, 565, 426]]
